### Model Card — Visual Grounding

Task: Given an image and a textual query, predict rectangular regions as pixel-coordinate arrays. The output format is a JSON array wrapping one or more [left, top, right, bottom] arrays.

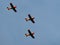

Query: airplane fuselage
[[28, 14, 35, 23]]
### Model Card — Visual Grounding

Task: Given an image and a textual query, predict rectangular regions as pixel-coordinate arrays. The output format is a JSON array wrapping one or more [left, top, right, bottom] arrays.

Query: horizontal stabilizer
[[25, 34, 30, 37], [7, 7, 11, 10], [25, 18, 29, 21]]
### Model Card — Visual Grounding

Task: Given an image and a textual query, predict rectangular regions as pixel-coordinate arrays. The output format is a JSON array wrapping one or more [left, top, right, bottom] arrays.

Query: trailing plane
[[25, 29, 35, 39]]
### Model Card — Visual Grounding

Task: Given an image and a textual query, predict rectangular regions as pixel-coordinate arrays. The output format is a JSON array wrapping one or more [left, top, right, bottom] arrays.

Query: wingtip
[[33, 37, 35, 39], [32, 20, 35, 24], [10, 2, 12, 4], [28, 29, 30, 30], [28, 14, 30, 15], [14, 10, 17, 12]]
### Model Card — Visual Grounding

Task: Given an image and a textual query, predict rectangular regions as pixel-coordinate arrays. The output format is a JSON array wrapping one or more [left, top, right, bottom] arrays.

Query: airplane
[[7, 3, 17, 12], [25, 14, 35, 23], [25, 29, 35, 39]]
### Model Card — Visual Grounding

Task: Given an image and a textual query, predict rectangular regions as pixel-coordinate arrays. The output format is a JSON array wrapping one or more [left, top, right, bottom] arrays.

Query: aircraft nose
[[14, 6, 16, 8]]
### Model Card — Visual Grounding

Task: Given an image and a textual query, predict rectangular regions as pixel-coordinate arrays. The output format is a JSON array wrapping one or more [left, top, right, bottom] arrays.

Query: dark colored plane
[[25, 14, 35, 23], [7, 3, 17, 12], [25, 29, 35, 39]]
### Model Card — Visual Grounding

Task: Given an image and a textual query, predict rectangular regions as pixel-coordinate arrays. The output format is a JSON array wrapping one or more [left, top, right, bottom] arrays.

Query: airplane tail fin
[[25, 18, 29, 21], [7, 7, 11, 10], [25, 34, 28, 37], [25, 34, 30, 37]]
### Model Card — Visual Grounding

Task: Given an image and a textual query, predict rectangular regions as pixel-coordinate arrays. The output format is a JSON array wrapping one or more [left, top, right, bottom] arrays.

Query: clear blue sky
[[0, 0, 60, 45]]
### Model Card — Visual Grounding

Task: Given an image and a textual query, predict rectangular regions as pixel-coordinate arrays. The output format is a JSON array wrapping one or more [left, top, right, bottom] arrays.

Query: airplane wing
[[12, 8, 17, 12], [31, 19, 35, 23], [10, 3, 17, 12], [28, 14, 35, 23], [31, 35, 35, 38], [28, 14, 31, 18], [28, 30, 35, 39], [10, 3, 13, 7]]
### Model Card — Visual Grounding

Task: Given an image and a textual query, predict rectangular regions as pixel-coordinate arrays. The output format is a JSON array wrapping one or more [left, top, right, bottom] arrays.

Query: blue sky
[[0, 0, 60, 45]]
